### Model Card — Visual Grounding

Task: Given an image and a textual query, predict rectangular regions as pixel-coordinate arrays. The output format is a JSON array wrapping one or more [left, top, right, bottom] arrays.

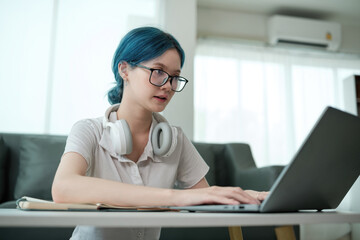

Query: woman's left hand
[[244, 190, 269, 202]]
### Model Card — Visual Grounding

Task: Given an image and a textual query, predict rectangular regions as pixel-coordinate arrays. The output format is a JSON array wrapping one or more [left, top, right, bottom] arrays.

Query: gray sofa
[[0, 133, 296, 240]]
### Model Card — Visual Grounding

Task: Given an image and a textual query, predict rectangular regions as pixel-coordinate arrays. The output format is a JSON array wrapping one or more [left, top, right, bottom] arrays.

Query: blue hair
[[108, 27, 185, 104]]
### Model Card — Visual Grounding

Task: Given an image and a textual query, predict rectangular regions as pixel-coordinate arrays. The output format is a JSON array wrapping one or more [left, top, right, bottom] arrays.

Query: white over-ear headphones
[[103, 105, 177, 157]]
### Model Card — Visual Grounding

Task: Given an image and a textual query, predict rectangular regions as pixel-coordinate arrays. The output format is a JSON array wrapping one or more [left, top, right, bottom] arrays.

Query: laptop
[[171, 107, 360, 213]]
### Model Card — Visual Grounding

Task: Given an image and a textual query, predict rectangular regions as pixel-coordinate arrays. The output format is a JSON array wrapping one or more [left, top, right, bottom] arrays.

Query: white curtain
[[0, 0, 159, 135], [194, 39, 360, 167]]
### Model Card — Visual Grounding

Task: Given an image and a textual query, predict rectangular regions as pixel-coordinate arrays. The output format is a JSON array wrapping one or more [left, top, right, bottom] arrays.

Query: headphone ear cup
[[151, 122, 176, 157], [108, 119, 133, 155]]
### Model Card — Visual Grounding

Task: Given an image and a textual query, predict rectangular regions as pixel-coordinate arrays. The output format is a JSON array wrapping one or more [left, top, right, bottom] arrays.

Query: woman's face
[[125, 48, 182, 113]]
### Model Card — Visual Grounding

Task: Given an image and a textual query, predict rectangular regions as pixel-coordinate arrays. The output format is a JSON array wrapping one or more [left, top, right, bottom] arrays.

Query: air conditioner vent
[[278, 40, 328, 49]]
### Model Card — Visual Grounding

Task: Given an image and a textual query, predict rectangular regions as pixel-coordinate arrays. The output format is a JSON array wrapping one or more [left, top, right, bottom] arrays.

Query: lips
[[154, 95, 168, 102]]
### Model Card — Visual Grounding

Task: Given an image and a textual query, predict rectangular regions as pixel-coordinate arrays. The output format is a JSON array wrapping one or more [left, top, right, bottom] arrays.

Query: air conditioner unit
[[268, 15, 341, 51]]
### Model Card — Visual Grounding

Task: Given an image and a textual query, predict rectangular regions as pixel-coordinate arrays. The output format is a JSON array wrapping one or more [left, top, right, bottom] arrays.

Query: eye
[[153, 69, 163, 75], [152, 69, 167, 78]]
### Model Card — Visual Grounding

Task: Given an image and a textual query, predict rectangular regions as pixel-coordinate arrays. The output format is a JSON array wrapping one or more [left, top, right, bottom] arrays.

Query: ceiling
[[197, 0, 360, 26]]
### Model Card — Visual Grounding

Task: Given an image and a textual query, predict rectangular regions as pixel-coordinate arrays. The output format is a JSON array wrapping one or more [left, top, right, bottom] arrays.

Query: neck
[[116, 102, 153, 134]]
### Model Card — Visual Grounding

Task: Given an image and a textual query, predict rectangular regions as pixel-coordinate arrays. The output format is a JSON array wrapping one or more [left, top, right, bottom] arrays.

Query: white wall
[[197, 7, 360, 54], [198, 8, 267, 42], [160, 0, 197, 139]]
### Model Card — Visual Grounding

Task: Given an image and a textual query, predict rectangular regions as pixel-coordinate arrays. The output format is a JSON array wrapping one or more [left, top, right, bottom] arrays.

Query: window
[[0, 0, 159, 134], [194, 39, 360, 166]]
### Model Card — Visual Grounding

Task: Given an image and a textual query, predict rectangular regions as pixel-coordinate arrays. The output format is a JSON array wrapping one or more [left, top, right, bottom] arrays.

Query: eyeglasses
[[134, 64, 188, 92]]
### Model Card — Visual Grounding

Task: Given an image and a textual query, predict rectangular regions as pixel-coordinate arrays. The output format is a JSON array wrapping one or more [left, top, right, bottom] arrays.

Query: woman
[[52, 26, 267, 240]]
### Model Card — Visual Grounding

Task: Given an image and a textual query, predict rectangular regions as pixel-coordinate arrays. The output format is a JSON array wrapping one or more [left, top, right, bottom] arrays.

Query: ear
[[118, 61, 129, 79]]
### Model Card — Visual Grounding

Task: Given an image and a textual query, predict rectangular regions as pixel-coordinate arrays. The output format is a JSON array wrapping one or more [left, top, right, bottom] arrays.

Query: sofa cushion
[[14, 135, 66, 200], [0, 137, 9, 202], [193, 143, 217, 186]]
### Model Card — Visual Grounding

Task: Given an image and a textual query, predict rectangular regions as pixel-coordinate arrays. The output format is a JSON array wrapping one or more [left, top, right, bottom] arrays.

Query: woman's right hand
[[172, 186, 261, 207]]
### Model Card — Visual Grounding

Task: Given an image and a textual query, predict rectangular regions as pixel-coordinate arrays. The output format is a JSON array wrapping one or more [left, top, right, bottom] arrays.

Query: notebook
[[171, 107, 360, 213]]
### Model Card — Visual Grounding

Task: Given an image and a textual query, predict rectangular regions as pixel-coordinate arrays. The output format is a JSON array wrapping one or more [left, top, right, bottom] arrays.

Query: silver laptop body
[[171, 107, 360, 213]]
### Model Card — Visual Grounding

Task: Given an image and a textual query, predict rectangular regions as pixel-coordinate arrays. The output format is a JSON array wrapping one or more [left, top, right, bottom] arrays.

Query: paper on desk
[[16, 196, 175, 212]]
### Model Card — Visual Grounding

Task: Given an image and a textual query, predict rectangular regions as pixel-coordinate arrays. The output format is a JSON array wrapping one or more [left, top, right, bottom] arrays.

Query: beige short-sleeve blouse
[[64, 104, 209, 240]]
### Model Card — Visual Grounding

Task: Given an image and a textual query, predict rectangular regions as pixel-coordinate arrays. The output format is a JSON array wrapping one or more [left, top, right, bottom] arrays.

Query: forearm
[[52, 174, 176, 207], [52, 153, 261, 207]]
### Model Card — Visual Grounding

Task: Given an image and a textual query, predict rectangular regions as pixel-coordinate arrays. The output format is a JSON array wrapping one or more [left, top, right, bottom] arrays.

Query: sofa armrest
[[233, 165, 285, 191]]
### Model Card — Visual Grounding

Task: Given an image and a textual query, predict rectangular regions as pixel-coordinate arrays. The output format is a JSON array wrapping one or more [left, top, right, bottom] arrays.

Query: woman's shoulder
[[70, 116, 104, 138]]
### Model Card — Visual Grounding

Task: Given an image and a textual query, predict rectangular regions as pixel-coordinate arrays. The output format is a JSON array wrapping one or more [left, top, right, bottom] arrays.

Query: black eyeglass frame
[[133, 64, 188, 92]]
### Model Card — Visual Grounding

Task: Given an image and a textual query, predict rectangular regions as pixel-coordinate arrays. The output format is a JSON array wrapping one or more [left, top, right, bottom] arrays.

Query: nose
[[160, 77, 172, 91]]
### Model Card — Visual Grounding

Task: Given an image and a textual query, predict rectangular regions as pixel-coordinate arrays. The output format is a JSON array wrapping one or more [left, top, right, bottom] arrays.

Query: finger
[[245, 190, 269, 202], [222, 187, 260, 205], [179, 188, 241, 206], [238, 190, 261, 204], [257, 191, 269, 201], [203, 195, 240, 206]]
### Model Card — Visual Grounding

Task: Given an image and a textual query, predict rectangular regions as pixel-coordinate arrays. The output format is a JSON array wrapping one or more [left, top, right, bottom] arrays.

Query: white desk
[[1, 209, 360, 228]]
